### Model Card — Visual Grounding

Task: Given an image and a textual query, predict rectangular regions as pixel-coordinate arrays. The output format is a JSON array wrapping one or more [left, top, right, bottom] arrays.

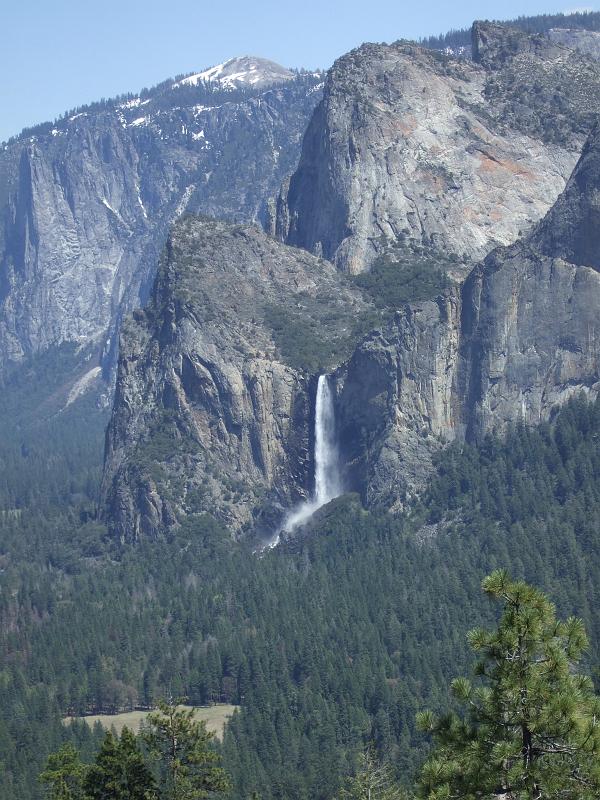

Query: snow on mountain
[[173, 56, 294, 90]]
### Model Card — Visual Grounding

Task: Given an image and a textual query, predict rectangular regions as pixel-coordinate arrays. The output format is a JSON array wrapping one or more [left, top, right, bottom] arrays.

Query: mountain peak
[[173, 56, 294, 90]]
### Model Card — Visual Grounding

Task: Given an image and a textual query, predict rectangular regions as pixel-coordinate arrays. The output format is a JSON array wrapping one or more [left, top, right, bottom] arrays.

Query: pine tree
[[143, 700, 230, 800], [417, 570, 600, 799], [40, 743, 87, 800], [83, 728, 156, 800]]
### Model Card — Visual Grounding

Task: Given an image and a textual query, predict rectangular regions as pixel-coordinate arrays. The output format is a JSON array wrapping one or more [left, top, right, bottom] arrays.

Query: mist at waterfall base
[[269, 375, 343, 547]]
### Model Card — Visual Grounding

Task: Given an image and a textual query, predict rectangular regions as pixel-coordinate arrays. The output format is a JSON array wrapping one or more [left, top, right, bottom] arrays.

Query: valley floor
[[63, 703, 238, 739]]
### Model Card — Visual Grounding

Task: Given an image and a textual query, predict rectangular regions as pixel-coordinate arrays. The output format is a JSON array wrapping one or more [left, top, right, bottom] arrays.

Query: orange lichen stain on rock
[[476, 151, 534, 179], [461, 206, 482, 222], [394, 114, 418, 136]]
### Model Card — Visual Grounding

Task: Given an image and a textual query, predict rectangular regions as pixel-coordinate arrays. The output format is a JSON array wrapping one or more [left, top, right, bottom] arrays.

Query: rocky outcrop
[[461, 242, 600, 440], [547, 29, 600, 61], [476, 23, 600, 66], [471, 21, 561, 68], [335, 124, 600, 508], [103, 113, 600, 542], [336, 292, 462, 509], [0, 70, 322, 374], [529, 123, 600, 269], [274, 23, 600, 273], [101, 217, 373, 541], [101, 31, 600, 541]]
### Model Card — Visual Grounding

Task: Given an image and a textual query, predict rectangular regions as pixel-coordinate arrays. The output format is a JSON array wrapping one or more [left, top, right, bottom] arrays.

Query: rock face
[[274, 23, 600, 273], [101, 31, 600, 540], [101, 217, 373, 541], [547, 28, 600, 61], [335, 124, 600, 508], [104, 120, 600, 535], [336, 292, 462, 509], [529, 124, 600, 269], [0, 68, 322, 373]]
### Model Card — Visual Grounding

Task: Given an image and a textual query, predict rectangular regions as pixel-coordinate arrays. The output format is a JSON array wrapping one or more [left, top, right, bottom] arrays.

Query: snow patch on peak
[[173, 57, 293, 90], [119, 97, 151, 110]]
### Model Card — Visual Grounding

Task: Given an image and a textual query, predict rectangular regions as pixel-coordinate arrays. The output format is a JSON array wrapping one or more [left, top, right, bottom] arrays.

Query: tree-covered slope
[[420, 10, 600, 52], [3, 394, 600, 798]]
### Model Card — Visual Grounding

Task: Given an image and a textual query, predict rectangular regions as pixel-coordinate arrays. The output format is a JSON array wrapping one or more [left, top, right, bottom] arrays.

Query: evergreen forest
[[2, 346, 600, 798]]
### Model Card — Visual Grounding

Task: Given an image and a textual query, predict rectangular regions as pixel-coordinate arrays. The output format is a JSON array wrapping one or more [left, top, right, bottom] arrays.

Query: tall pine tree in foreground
[[84, 728, 156, 800], [417, 570, 600, 799], [40, 743, 87, 800], [143, 700, 230, 800]]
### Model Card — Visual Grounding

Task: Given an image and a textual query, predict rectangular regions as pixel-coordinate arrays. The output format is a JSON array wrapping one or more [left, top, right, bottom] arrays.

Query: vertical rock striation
[[101, 217, 373, 541], [336, 123, 600, 507], [0, 70, 322, 373]]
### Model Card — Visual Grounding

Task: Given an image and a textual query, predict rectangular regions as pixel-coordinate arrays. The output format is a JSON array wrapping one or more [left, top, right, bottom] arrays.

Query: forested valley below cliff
[[4, 10, 600, 800], [3, 350, 600, 798]]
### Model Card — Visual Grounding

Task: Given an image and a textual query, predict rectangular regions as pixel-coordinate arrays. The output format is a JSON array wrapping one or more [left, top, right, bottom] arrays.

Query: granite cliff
[[336, 122, 600, 509], [0, 65, 322, 375], [101, 218, 374, 541], [101, 24, 600, 541], [274, 22, 600, 273], [102, 120, 600, 541]]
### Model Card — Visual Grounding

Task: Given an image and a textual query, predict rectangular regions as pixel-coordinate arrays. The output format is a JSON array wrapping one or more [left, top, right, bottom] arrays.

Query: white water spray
[[269, 374, 342, 546], [313, 374, 342, 507]]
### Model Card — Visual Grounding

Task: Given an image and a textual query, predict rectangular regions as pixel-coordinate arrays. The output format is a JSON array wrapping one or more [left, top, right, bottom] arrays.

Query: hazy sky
[[1, 0, 598, 142]]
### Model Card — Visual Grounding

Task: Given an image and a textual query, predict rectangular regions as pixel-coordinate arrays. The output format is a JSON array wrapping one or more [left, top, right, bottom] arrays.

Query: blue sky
[[1, 0, 598, 142]]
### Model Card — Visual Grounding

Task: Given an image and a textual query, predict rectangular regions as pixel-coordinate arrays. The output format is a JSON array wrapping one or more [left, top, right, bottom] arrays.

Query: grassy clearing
[[64, 704, 238, 739]]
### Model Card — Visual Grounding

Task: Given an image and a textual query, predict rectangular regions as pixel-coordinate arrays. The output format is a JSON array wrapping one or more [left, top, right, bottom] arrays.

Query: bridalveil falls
[[313, 374, 342, 508], [270, 374, 343, 546]]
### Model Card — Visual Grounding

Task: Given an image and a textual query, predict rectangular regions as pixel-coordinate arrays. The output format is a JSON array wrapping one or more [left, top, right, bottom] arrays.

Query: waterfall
[[269, 374, 342, 547], [313, 374, 342, 506]]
